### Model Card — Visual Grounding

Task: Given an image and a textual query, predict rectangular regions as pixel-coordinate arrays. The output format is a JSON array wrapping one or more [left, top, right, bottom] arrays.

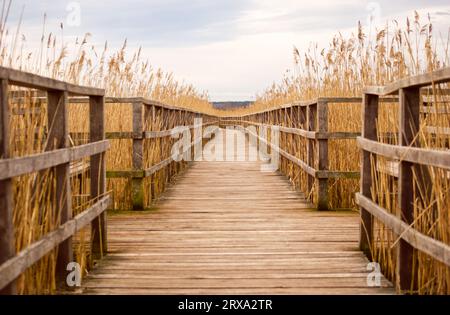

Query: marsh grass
[[0, 0, 216, 294], [229, 13, 450, 294]]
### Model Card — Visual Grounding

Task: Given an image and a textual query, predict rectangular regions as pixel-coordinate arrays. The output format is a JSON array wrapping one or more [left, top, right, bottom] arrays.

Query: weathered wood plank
[[317, 100, 328, 210], [132, 102, 144, 210], [363, 67, 450, 96], [359, 94, 378, 260], [0, 196, 110, 291], [0, 79, 16, 294], [47, 90, 73, 284], [0, 140, 110, 180], [396, 87, 420, 292], [77, 130, 394, 295], [90, 96, 108, 259], [357, 137, 450, 170], [356, 194, 450, 267], [0, 66, 104, 96]]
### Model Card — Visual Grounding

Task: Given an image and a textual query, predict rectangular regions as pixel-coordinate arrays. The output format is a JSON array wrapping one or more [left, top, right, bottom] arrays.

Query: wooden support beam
[[306, 104, 317, 199], [397, 87, 420, 293], [131, 102, 144, 210], [0, 141, 109, 180], [0, 79, 16, 295], [143, 104, 152, 206], [0, 196, 110, 291], [359, 93, 378, 261], [317, 100, 328, 210], [356, 193, 450, 268], [47, 90, 73, 286], [90, 95, 107, 260]]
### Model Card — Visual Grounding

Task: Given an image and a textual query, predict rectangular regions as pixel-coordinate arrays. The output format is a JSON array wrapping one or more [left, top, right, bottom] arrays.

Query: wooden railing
[[0, 67, 217, 294], [0, 67, 109, 294], [221, 97, 398, 210], [68, 97, 217, 210], [356, 67, 450, 293]]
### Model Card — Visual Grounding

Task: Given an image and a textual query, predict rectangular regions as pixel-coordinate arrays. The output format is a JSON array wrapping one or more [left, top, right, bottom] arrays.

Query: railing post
[[150, 105, 157, 201], [317, 100, 329, 210], [298, 106, 307, 191], [306, 104, 316, 200], [397, 87, 420, 293], [143, 104, 152, 204], [0, 79, 16, 295], [132, 101, 144, 210], [47, 90, 73, 285], [359, 93, 378, 261], [90, 95, 107, 260]]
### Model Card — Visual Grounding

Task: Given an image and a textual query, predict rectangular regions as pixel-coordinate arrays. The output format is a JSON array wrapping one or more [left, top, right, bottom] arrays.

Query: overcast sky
[[5, 0, 450, 101]]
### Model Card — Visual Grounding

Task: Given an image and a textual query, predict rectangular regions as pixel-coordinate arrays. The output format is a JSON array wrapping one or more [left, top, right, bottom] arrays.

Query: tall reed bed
[[0, 0, 216, 294], [370, 87, 450, 294], [231, 12, 450, 294]]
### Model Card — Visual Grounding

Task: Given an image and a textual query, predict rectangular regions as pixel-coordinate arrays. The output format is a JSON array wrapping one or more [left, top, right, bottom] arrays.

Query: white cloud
[[3, 0, 450, 101]]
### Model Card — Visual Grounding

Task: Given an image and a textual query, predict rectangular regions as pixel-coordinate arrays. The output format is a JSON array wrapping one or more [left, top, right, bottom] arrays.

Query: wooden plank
[[132, 102, 144, 210], [359, 93, 378, 260], [356, 194, 450, 267], [77, 131, 394, 295], [356, 137, 450, 170], [0, 66, 104, 96], [317, 100, 328, 210], [105, 132, 134, 139], [144, 131, 207, 177], [363, 67, 450, 96], [106, 170, 144, 178], [90, 96, 108, 260], [144, 123, 213, 139], [421, 107, 450, 114], [246, 128, 316, 177], [0, 79, 16, 294], [144, 157, 173, 177], [64, 96, 212, 116], [224, 97, 398, 118], [316, 132, 361, 139], [0, 196, 110, 291], [397, 87, 420, 293], [316, 171, 360, 179], [307, 104, 316, 195], [279, 125, 316, 139], [241, 122, 359, 140], [47, 90, 73, 285], [424, 126, 450, 136], [0, 140, 110, 180]]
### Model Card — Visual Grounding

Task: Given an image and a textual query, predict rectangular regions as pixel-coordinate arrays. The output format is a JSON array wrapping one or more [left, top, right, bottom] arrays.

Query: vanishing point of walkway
[[78, 130, 394, 294]]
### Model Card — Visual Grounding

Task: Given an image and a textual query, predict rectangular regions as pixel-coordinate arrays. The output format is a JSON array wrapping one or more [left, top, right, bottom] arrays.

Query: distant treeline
[[212, 101, 252, 110]]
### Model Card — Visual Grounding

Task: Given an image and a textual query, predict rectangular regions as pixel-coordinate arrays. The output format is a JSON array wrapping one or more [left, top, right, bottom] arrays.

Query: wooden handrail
[[0, 140, 109, 180], [363, 67, 450, 96], [0, 196, 111, 291], [0, 68, 109, 294], [358, 67, 450, 293], [0, 66, 104, 96]]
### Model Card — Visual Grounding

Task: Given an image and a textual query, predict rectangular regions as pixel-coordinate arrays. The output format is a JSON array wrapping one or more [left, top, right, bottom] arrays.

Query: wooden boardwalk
[[77, 130, 394, 295]]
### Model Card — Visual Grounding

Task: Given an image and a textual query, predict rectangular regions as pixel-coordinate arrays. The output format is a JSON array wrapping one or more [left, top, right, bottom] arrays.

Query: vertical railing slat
[[317, 100, 329, 210], [90, 95, 107, 260], [47, 90, 73, 285], [306, 104, 316, 199], [132, 101, 144, 210], [359, 93, 379, 261], [0, 79, 16, 295], [397, 87, 420, 293]]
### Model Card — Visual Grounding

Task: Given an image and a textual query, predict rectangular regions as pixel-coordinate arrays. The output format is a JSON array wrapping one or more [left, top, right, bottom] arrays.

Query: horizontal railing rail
[[0, 67, 220, 294], [221, 97, 399, 210], [357, 67, 450, 293], [0, 67, 109, 294], [94, 97, 218, 210]]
